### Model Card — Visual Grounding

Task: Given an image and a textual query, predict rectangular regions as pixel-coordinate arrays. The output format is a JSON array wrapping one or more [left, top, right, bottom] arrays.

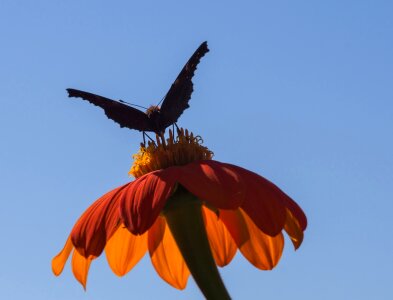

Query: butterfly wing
[[67, 88, 155, 132], [159, 41, 209, 129]]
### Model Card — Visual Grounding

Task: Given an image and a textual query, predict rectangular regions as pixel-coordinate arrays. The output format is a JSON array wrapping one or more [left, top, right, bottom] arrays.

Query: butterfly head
[[146, 105, 160, 117]]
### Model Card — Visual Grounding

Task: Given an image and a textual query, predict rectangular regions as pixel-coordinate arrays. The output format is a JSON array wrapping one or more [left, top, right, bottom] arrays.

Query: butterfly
[[67, 41, 209, 135]]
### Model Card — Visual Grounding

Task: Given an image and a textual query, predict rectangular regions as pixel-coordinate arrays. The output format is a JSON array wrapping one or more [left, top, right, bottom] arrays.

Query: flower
[[52, 128, 307, 297]]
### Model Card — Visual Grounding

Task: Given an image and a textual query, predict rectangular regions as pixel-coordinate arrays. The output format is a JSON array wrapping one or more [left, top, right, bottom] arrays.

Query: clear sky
[[1, 1, 392, 299]]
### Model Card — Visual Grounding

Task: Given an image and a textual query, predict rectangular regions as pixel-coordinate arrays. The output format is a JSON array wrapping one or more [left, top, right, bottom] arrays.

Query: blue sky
[[1, 1, 392, 299]]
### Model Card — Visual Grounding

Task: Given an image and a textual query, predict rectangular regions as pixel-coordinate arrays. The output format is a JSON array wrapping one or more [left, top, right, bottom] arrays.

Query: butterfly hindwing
[[66, 89, 155, 132]]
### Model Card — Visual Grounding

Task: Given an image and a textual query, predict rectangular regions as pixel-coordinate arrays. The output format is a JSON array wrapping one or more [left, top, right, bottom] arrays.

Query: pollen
[[130, 128, 213, 178]]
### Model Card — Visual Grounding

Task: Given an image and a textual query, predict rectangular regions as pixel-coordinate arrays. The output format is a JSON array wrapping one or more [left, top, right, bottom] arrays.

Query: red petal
[[223, 163, 288, 236], [120, 170, 177, 235], [71, 184, 129, 258], [225, 163, 307, 231], [176, 160, 245, 209], [280, 194, 307, 231]]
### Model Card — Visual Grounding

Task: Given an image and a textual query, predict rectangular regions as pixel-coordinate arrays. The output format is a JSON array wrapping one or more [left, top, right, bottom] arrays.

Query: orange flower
[[52, 129, 307, 297]]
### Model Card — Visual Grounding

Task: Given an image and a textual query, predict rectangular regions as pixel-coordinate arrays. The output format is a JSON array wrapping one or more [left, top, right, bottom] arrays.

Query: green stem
[[164, 186, 231, 300]]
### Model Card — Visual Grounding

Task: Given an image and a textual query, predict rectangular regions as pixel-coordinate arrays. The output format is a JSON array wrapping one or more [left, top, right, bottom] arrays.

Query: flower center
[[130, 128, 213, 178]]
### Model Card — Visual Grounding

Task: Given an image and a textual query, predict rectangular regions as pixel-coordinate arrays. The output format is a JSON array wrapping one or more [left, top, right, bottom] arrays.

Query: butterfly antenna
[[157, 95, 165, 107], [119, 100, 148, 110]]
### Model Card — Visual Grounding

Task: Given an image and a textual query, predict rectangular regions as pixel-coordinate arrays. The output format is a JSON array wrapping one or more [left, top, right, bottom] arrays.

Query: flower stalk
[[164, 185, 231, 300]]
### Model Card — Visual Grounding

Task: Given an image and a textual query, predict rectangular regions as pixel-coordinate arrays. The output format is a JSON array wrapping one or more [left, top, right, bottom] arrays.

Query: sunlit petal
[[71, 184, 128, 258], [284, 208, 304, 249], [105, 225, 148, 276], [220, 209, 284, 270], [148, 216, 190, 290], [52, 236, 73, 276], [202, 206, 237, 267], [71, 249, 92, 290], [121, 170, 177, 235]]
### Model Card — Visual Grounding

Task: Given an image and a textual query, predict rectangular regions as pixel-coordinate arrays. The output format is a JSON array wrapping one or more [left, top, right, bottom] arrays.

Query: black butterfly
[[67, 41, 209, 135]]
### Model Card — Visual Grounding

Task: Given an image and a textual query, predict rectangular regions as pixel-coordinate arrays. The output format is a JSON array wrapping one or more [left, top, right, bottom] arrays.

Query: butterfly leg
[[174, 123, 181, 134], [143, 132, 156, 145]]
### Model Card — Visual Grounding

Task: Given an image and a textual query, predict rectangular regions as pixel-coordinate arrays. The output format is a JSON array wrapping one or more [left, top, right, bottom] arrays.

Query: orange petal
[[105, 225, 147, 276], [176, 160, 245, 209], [202, 206, 237, 267], [71, 183, 129, 258], [148, 216, 190, 289], [52, 236, 73, 276], [284, 208, 304, 249], [71, 249, 92, 290], [121, 170, 177, 235], [220, 209, 284, 270]]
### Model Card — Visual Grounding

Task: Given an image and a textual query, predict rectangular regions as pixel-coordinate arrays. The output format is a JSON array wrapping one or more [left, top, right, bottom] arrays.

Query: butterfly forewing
[[67, 89, 155, 132], [159, 41, 209, 129]]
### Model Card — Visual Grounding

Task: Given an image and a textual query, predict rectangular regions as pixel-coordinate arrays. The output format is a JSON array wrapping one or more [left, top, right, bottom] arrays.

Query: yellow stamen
[[130, 128, 213, 178]]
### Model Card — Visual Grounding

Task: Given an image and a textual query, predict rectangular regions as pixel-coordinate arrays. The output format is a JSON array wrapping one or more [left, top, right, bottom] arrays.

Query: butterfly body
[[67, 41, 209, 134]]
